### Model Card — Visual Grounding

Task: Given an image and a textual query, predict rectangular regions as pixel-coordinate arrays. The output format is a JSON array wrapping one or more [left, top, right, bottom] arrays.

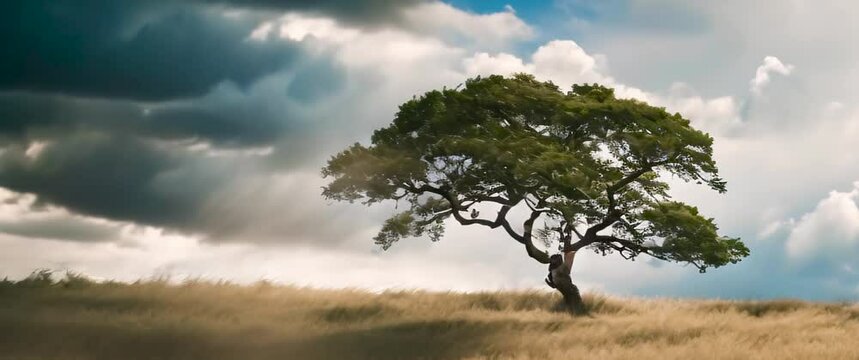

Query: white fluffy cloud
[[530, 40, 608, 86], [750, 56, 794, 95], [784, 182, 859, 265], [250, 14, 360, 43], [250, 13, 465, 85], [463, 40, 741, 135], [653, 82, 744, 135], [402, 2, 534, 49], [463, 52, 533, 78], [464, 40, 614, 92]]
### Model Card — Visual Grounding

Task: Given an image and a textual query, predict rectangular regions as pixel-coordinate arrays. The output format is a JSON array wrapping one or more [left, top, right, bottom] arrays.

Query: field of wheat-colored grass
[[2, 271, 858, 359]]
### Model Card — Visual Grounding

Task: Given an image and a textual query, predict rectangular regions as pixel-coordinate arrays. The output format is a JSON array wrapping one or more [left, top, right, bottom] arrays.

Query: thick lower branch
[[449, 204, 520, 238], [522, 210, 549, 263], [405, 183, 550, 263]]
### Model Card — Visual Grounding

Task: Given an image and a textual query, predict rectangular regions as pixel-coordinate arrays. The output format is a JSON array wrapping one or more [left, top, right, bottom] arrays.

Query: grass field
[[2, 271, 858, 359]]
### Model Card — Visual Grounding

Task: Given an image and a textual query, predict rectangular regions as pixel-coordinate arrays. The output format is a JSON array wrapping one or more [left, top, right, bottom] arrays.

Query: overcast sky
[[2, 0, 858, 300]]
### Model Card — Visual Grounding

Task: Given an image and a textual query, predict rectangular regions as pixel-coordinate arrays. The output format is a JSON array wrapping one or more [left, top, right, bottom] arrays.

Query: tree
[[322, 74, 749, 313]]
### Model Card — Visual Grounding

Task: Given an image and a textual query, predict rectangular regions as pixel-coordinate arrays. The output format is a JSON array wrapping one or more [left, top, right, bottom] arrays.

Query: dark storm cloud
[[0, 92, 270, 146], [285, 57, 347, 102], [0, 0, 383, 242], [0, 58, 349, 237], [0, 0, 297, 101], [0, 132, 222, 231], [0, 0, 360, 148], [0, 92, 139, 140], [144, 107, 284, 146], [0, 39, 354, 234], [0, 217, 121, 243]]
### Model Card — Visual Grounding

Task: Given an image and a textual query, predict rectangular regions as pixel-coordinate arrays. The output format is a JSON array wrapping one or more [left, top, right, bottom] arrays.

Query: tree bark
[[552, 272, 585, 315]]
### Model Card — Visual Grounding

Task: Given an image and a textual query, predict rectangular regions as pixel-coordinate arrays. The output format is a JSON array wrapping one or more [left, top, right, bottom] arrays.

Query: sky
[[1, 0, 858, 300]]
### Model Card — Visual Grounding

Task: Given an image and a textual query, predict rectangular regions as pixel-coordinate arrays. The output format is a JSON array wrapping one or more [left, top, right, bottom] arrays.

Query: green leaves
[[322, 74, 747, 271], [571, 83, 615, 101], [374, 211, 445, 250], [641, 202, 750, 271]]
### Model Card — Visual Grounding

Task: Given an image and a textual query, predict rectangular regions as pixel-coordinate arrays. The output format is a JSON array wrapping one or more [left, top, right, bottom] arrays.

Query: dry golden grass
[[2, 271, 858, 359]]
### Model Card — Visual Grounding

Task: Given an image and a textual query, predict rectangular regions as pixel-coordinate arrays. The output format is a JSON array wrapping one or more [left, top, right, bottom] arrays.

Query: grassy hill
[[2, 271, 858, 359]]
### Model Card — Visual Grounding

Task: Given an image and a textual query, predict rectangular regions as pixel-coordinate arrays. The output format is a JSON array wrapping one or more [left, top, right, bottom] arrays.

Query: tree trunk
[[553, 273, 585, 315]]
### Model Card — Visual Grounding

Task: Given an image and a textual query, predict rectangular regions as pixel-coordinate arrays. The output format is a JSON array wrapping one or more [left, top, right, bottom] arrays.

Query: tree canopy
[[322, 74, 748, 272]]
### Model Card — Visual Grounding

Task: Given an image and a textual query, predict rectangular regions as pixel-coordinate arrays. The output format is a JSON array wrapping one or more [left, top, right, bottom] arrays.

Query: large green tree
[[322, 74, 749, 313]]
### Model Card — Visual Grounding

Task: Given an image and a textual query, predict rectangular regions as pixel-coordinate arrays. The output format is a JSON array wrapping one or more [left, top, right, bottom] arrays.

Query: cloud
[[462, 40, 741, 134], [530, 40, 607, 84], [0, 11, 389, 237], [0, 189, 122, 243], [218, 0, 531, 50], [463, 40, 637, 97], [0, 6, 473, 245], [784, 182, 859, 268], [0, 132, 224, 231], [0, 217, 118, 243], [463, 52, 532, 77], [249, 13, 361, 43], [0, 0, 298, 101], [249, 12, 470, 72], [659, 83, 742, 135], [0, 51, 350, 148], [749, 56, 795, 95], [194, 171, 389, 245], [401, 2, 533, 49], [200, 0, 428, 27]]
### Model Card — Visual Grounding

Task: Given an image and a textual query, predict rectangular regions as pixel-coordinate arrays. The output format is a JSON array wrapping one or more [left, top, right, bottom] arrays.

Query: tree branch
[[570, 225, 584, 240], [592, 234, 707, 271], [522, 210, 550, 263], [405, 183, 526, 243], [403, 183, 551, 264], [585, 157, 676, 238], [414, 210, 454, 227]]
